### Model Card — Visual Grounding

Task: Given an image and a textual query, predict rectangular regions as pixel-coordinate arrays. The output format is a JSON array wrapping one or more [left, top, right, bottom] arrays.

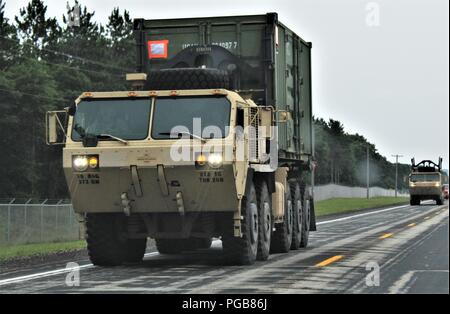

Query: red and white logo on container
[[148, 40, 168, 59]]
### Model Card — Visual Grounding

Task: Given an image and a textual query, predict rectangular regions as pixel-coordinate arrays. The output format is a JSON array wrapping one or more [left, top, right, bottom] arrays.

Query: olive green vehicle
[[409, 158, 444, 206], [46, 13, 317, 266]]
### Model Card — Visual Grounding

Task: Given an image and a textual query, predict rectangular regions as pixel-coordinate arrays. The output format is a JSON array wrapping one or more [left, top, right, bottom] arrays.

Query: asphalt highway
[[0, 201, 448, 294]]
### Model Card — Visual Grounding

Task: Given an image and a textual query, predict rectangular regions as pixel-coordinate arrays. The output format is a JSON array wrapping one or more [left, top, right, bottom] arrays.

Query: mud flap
[[309, 198, 317, 231], [234, 168, 255, 237]]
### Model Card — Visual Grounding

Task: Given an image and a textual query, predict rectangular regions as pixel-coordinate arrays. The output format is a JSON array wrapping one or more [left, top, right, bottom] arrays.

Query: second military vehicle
[[46, 13, 316, 266], [409, 158, 444, 205]]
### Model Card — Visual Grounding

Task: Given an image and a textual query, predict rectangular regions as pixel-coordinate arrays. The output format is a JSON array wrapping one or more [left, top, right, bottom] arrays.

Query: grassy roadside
[[315, 196, 409, 217], [0, 240, 86, 261]]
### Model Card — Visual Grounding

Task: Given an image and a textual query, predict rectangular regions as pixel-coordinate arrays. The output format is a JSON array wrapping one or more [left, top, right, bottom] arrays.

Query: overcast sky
[[4, 0, 449, 168]]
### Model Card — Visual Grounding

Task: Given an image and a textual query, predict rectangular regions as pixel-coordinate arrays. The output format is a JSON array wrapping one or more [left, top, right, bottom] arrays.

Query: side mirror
[[47, 112, 58, 144], [45, 110, 67, 145], [68, 102, 77, 116]]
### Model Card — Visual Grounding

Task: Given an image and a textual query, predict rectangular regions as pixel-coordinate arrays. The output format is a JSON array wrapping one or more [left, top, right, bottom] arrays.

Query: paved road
[[0, 202, 448, 294]]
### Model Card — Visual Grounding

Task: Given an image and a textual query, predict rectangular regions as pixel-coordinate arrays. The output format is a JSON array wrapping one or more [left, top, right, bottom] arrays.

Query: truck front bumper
[[65, 164, 238, 214]]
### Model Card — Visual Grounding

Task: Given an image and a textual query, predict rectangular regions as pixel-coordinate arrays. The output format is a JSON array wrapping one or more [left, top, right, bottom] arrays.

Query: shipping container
[[133, 13, 313, 163]]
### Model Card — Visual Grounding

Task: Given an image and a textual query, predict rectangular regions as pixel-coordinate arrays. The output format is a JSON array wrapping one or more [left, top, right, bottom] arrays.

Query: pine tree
[[59, 2, 129, 91], [106, 7, 135, 89], [0, 0, 19, 70], [14, 0, 61, 56]]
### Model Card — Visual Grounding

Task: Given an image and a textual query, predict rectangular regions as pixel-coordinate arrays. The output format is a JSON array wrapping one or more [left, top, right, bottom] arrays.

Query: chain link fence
[[0, 199, 82, 246]]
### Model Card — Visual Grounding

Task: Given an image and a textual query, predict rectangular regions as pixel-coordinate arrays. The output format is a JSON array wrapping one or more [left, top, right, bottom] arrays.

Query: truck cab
[[45, 13, 316, 266], [409, 158, 444, 206]]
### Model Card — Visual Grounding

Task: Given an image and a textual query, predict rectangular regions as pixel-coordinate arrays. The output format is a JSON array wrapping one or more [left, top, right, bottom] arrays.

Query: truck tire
[[86, 213, 128, 266], [156, 239, 185, 254], [410, 196, 420, 206], [300, 189, 311, 248], [124, 238, 147, 263], [195, 237, 213, 249], [270, 185, 293, 253], [255, 179, 272, 261], [222, 182, 259, 265], [146, 68, 230, 90], [436, 198, 443, 205], [289, 180, 303, 250]]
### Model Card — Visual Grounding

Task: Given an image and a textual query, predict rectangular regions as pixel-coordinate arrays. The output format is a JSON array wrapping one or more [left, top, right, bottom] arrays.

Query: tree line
[[0, 0, 414, 199], [313, 118, 412, 189]]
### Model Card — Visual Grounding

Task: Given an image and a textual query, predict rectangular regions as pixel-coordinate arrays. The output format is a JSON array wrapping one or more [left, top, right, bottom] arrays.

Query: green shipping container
[[133, 13, 313, 162]]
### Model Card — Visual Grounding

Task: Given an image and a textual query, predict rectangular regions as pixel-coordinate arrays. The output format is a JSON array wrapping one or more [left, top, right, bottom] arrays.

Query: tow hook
[[121, 192, 132, 216]]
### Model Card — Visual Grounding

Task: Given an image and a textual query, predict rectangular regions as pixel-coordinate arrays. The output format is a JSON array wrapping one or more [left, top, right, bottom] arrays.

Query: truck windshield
[[410, 174, 441, 182], [151, 96, 231, 139], [71, 98, 151, 141]]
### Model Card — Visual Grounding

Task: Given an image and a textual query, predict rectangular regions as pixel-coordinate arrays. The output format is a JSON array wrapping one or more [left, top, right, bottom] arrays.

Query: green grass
[[315, 196, 409, 217], [0, 240, 86, 261]]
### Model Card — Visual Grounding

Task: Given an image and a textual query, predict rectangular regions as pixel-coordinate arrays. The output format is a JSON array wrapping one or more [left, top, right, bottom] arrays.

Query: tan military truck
[[409, 158, 444, 206], [46, 13, 316, 266]]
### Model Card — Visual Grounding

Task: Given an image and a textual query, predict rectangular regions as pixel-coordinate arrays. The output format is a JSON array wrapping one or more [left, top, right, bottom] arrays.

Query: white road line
[[388, 270, 449, 294], [317, 201, 436, 225], [0, 252, 159, 287]]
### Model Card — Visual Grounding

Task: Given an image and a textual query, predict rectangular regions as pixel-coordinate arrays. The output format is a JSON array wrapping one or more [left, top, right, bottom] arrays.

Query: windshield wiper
[[74, 124, 87, 138], [97, 134, 129, 145], [74, 125, 128, 146], [159, 131, 207, 144]]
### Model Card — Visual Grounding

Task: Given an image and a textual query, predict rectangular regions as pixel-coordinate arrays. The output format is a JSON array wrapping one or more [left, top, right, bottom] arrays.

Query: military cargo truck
[[46, 13, 316, 266], [409, 158, 444, 205]]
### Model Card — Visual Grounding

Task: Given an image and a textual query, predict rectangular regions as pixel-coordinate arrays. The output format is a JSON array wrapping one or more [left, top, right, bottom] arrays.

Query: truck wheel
[[124, 238, 147, 263], [146, 68, 230, 90], [436, 198, 443, 205], [156, 239, 184, 254], [222, 182, 259, 265], [270, 185, 293, 253], [410, 196, 420, 206], [85, 213, 127, 266], [300, 190, 311, 248], [195, 237, 213, 249], [255, 179, 272, 261], [290, 180, 303, 250]]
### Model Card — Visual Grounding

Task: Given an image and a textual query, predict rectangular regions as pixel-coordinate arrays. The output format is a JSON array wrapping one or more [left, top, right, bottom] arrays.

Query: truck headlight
[[434, 182, 440, 187], [73, 156, 89, 171], [207, 153, 223, 168]]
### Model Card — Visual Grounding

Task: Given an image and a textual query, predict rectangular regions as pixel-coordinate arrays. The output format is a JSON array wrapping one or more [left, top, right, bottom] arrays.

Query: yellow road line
[[407, 223, 416, 227], [315, 255, 344, 267], [379, 233, 394, 239]]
